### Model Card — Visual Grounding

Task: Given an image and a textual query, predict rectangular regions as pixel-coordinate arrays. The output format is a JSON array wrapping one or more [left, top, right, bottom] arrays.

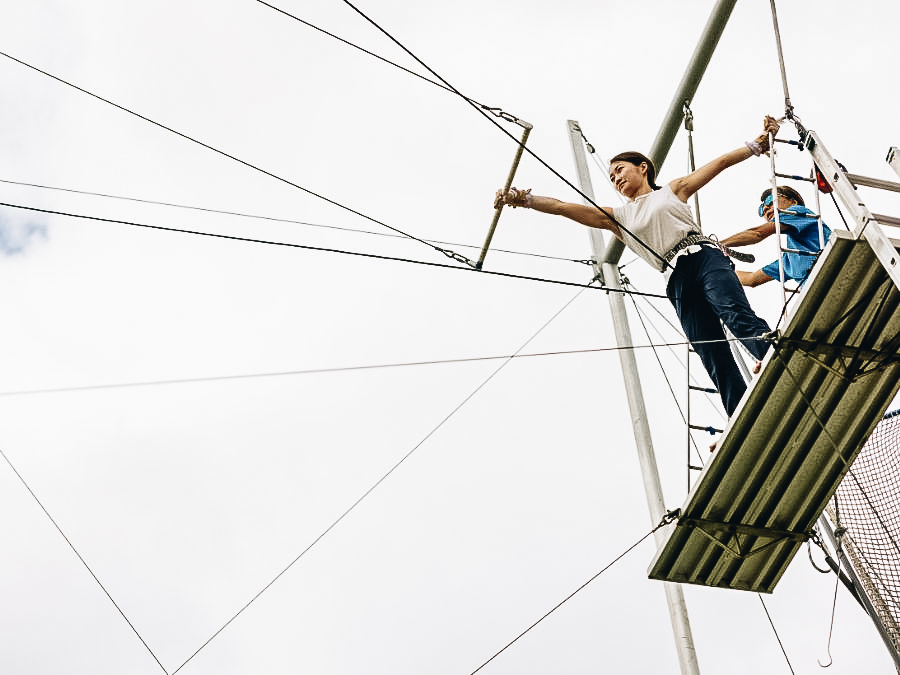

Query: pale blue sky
[[0, 1, 898, 673]]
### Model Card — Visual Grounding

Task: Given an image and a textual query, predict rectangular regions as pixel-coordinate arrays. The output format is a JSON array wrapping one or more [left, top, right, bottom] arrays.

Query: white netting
[[827, 410, 900, 654]]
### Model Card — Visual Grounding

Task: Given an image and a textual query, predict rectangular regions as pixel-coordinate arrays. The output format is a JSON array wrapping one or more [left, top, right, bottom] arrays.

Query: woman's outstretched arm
[[669, 116, 780, 202], [496, 188, 622, 239]]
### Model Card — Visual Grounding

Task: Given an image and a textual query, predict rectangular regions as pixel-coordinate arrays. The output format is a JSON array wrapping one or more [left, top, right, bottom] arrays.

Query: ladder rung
[[689, 424, 723, 435], [689, 464, 704, 472], [781, 247, 818, 256], [689, 385, 718, 393], [775, 172, 814, 183]]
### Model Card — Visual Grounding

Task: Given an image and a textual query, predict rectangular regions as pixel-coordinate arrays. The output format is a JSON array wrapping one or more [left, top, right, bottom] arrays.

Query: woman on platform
[[495, 116, 780, 416]]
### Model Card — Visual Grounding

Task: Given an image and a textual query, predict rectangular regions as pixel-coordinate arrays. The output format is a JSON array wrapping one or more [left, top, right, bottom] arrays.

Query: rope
[[683, 102, 702, 229], [337, 0, 676, 272], [0, 336, 765, 398], [0, 447, 168, 674], [0, 178, 585, 265], [768, 0, 794, 118], [757, 594, 796, 674], [0, 49, 474, 267], [0, 200, 668, 298], [622, 277, 704, 463], [468, 510, 680, 675], [169, 284, 593, 674], [254, 1, 479, 104]]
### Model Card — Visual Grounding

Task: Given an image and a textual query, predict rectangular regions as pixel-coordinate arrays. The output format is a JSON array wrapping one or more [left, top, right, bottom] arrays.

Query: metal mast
[[567, 121, 700, 675], [602, 0, 739, 267], [567, 2, 739, 671]]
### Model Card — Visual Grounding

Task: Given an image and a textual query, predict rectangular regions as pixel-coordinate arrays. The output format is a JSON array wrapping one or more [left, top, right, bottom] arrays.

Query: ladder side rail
[[686, 342, 691, 493], [804, 131, 900, 293], [768, 131, 788, 305], [812, 156, 826, 250]]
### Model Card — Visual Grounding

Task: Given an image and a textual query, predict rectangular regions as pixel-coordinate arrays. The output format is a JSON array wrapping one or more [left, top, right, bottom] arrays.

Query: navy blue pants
[[666, 246, 771, 416]]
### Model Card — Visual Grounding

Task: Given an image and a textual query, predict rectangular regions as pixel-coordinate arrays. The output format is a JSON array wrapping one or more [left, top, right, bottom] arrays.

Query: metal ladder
[[765, 130, 829, 307], [771, 130, 900, 299]]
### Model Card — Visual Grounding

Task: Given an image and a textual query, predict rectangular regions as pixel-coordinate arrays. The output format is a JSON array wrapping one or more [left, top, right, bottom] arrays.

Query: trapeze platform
[[648, 229, 900, 593]]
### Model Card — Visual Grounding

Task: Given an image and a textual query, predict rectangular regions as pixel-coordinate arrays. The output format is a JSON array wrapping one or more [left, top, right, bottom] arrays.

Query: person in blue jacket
[[721, 186, 831, 287]]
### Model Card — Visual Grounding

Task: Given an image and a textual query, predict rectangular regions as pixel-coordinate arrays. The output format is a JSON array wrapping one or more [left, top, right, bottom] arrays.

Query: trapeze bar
[[649, 228, 900, 593], [475, 122, 533, 270]]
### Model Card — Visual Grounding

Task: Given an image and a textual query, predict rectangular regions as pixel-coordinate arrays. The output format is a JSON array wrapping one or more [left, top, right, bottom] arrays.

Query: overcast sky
[[1, 1, 899, 674]]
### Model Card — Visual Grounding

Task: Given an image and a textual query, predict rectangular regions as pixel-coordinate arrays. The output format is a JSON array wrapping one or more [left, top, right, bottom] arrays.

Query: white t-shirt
[[612, 185, 698, 273]]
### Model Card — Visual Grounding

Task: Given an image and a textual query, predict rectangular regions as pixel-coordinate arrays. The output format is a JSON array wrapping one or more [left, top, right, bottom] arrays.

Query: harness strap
[[663, 232, 710, 263], [664, 233, 755, 264]]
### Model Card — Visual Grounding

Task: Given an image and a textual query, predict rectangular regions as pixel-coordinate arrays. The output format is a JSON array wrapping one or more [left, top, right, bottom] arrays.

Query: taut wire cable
[[0, 200, 666, 298], [0, 177, 588, 265], [0, 49, 473, 267], [0, 338, 761, 398], [622, 277, 704, 462], [338, 0, 676, 272], [170, 285, 593, 674], [0, 447, 169, 674], [468, 510, 680, 675], [757, 594, 796, 674]]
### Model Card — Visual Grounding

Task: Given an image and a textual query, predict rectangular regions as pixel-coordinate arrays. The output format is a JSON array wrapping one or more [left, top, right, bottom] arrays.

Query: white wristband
[[745, 140, 762, 157]]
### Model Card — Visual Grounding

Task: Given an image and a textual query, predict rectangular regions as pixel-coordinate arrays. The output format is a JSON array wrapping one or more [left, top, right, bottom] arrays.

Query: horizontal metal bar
[[873, 213, 900, 228], [682, 518, 809, 543], [847, 173, 900, 193]]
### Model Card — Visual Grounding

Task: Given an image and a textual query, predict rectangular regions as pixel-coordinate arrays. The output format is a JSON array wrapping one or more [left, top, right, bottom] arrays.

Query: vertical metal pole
[[568, 120, 701, 675], [647, 0, 739, 176], [603, 0, 738, 267]]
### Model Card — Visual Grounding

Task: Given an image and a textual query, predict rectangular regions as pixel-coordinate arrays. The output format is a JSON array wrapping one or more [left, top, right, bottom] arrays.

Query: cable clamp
[[569, 120, 597, 154], [480, 105, 533, 130], [658, 508, 681, 528], [759, 329, 781, 344], [682, 100, 694, 131], [439, 247, 477, 267]]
